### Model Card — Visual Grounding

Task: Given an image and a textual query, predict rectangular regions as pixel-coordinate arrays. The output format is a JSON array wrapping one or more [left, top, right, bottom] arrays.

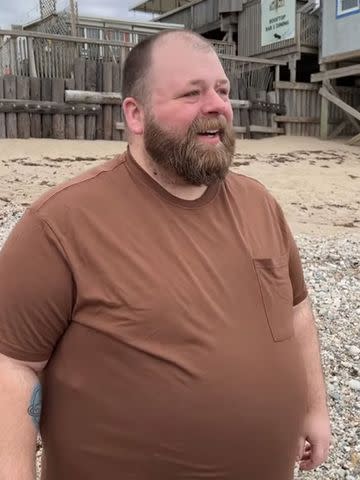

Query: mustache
[[189, 116, 228, 135]]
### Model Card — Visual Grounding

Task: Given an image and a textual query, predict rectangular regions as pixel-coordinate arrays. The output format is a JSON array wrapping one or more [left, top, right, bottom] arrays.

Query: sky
[[0, 0, 153, 29]]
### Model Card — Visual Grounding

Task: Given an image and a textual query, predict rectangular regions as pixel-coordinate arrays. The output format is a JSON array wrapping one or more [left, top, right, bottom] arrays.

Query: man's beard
[[143, 113, 236, 186]]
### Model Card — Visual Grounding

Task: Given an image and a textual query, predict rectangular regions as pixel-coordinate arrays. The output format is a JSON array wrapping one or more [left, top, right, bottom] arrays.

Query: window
[[337, 0, 360, 17]]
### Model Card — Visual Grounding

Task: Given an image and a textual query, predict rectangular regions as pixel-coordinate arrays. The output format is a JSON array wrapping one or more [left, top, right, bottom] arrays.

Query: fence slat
[[85, 60, 97, 140], [103, 62, 113, 140], [17, 77, 31, 138], [112, 63, 121, 141], [74, 58, 85, 139], [96, 62, 104, 139], [4, 75, 17, 138], [0, 77, 6, 138]]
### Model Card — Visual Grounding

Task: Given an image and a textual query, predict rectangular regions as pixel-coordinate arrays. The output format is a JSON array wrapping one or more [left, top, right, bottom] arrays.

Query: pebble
[[348, 380, 360, 392]]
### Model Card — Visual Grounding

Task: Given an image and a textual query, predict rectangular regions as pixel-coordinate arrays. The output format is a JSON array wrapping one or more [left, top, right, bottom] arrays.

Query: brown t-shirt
[[0, 149, 308, 480]]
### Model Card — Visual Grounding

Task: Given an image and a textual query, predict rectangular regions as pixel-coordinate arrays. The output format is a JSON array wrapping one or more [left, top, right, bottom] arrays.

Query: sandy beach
[[0, 136, 359, 236]]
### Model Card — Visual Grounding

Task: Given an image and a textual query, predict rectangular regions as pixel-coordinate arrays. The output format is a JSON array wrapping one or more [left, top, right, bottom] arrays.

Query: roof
[[129, 0, 192, 14]]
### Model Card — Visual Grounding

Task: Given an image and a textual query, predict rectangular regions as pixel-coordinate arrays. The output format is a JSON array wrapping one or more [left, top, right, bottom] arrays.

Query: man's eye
[[184, 90, 200, 97], [219, 89, 229, 97]]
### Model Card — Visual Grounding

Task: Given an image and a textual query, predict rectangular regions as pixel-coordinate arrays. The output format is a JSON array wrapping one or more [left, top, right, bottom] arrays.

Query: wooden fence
[[0, 59, 124, 140], [274, 81, 360, 136]]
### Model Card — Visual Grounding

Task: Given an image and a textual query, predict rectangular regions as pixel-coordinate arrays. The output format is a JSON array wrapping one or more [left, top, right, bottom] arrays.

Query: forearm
[[0, 355, 40, 479], [294, 297, 328, 412]]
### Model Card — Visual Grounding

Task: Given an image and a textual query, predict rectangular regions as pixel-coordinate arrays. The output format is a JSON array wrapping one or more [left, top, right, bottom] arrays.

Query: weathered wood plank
[[274, 81, 319, 91], [112, 63, 121, 141], [96, 62, 104, 139], [275, 115, 320, 124], [0, 98, 101, 114], [103, 62, 113, 140], [0, 77, 5, 138], [85, 60, 97, 140], [30, 77, 42, 137], [319, 87, 360, 123], [66, 90, 122, 104], [65, 78, 76, 139], [348, 131, 360, 145], [17, 77, 31, 138], [41, 77, 52, 138], [52, 78, 65, 139], [4, 76, 17, 138], [312, 64, 360, 83], [74, 58, 86, 140]]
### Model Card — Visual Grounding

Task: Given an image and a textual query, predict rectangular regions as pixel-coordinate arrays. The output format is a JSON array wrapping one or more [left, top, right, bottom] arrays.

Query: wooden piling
[[75, 58, 86, 140], [65, 78, 76, 139], [96, 62, 104, 140], [52, 78, 65, 139], [17, 77, 31, 138], [85, 60, 97, 140], [103, 62, 113, 140], [112, 63, 121, 141], [4, 76, 17, 138], [0, 78, 6, 138], [30, 77, 42, 137], [41, 77, 52, 138]]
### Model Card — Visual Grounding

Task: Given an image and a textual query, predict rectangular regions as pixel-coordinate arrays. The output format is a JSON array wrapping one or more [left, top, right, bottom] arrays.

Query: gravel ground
[[1, 208, 359, 480]]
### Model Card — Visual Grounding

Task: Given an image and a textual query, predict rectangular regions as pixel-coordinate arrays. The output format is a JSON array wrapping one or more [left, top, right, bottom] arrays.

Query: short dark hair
[[121, 29, 213, 104]]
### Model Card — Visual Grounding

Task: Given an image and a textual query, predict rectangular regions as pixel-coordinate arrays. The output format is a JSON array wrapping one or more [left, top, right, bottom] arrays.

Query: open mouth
[[197, 129, 221, 138]]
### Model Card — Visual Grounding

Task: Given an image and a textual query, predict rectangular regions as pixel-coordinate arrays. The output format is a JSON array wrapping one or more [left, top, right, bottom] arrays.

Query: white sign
[[261, 0, 296, 47]]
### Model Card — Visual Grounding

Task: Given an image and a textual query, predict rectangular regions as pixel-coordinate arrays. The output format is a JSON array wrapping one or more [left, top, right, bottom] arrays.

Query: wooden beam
[[319, 87, 360, 123], [348, 131, 360, 145], [249, 125, 284, 134], [275, 116, 320, 124], [66, 89, 122, 105], [219, 54, 287, 66], [274, 81, 319, 91], [324, 82, 360, 133], [320, 48, 360, 65], [230, 99, 250, 109], [311, 64, 360, 83], [0, 98, 101, 115], [0, 29, 134, 48]]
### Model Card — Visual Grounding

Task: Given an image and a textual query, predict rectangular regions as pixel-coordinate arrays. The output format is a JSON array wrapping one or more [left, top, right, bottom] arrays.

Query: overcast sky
[[0, 0, 153, 29]]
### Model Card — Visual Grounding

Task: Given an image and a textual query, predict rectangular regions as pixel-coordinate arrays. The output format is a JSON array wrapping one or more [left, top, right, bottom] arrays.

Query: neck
[[128, 143, 208, 201]]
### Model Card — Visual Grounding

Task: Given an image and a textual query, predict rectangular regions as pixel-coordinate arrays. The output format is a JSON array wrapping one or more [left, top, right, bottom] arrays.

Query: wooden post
[[96, 61, 104, 139], [112, 63, 122, 141], [41, 78, 53, 138], [103, 62, 113, 140], [0, 77, 6, 138], [4, 76, 17, 138], [74, 57, 86, 139], [16, 77, 31, 138], [320, 65, 329, 139], [52, 78, 65, 139], [30, 77, 42, 137], [65, 78, 76, 139], [85, 60, 97, 140]]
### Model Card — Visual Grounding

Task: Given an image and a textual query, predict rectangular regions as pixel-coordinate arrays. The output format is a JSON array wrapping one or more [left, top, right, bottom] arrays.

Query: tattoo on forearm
[[27, 383, 42, 430]]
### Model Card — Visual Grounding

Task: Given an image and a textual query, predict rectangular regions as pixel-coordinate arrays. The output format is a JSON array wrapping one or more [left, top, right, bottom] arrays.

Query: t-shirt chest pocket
[[253, 254, 294, 342]]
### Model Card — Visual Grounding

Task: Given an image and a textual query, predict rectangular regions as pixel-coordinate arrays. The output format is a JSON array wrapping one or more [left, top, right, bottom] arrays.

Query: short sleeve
[[0, 208, 74, 362]]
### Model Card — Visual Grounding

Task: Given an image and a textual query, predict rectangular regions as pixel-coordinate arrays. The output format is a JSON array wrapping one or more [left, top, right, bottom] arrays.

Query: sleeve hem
[[293, 289, 308, 307], [0, 340, 50, 362]]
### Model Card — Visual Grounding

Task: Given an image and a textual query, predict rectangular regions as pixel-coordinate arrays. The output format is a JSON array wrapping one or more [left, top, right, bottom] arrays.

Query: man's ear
[[122, 97, 144, 135]]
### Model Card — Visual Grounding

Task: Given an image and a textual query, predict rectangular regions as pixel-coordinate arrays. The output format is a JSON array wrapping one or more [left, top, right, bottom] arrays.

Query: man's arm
[[293, 297, 331, 471], [0, 353, 47, 479]]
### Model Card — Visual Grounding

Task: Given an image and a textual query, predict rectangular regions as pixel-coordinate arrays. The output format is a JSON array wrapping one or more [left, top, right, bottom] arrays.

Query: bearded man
[[0, 30, 331, 480]]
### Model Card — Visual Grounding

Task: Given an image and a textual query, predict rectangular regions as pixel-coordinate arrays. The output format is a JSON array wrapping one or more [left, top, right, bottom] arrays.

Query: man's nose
[[200, 89, 229, 116]]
